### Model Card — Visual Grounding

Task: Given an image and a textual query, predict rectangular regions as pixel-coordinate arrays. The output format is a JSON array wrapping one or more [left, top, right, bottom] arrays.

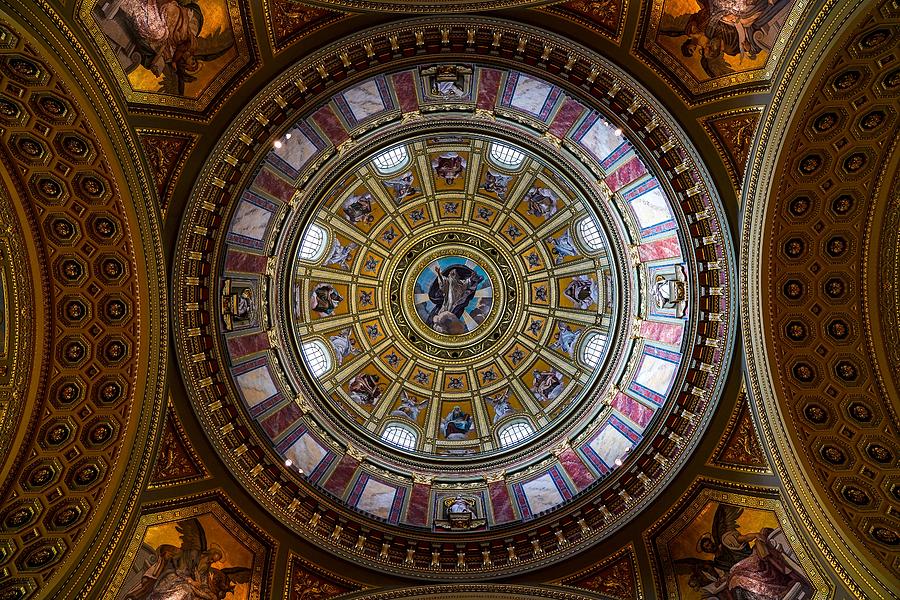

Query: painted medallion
[[413, 257, 493, 336]]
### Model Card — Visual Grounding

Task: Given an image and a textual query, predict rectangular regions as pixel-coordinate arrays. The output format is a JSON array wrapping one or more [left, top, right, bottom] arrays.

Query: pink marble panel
[[252, 167, 295, 204], [406, 483, 430, 526], [640, 320, 684, 346], [226, 332, 270, 358], [637, 236, 682, 262], [548, 98, 584, 138], [558, 449, 595, 491], [392, 71, 419, 113], [224, 249, 267, 273], [312, 106, 349, 145], [489, 481, 516, 524], [477, 69, 502, 109], [260, 402, 303, 439], [611, 392, 654, 429], [605, 155, 648, 192], [324, 455, 360, 496]]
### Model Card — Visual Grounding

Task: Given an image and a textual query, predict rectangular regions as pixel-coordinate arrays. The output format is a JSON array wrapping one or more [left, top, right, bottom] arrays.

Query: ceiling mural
[[645, 480, 829, 600], [172, 18, 735, 578], [107, 496, 274, 600], [78, 0, 257, 117], [0, 0, 893, 597], [636, 0, 809, 102]]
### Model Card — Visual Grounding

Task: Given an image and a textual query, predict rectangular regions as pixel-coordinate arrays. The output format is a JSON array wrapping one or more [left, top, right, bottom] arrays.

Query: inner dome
[[290, 133, 617, 458]]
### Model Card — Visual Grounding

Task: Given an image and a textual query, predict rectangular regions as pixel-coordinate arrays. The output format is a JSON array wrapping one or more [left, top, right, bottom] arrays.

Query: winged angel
[[122, 518, 251, 600]]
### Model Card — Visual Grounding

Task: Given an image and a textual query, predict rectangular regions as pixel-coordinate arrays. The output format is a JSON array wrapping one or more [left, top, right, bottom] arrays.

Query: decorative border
[[705, 382, 772, 474], [699, 106, 764, 197], [739, 0, 899, 597]]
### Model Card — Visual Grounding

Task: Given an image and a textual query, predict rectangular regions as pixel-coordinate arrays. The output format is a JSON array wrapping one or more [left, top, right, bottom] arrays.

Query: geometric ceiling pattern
[[0, 0, 895, 598]]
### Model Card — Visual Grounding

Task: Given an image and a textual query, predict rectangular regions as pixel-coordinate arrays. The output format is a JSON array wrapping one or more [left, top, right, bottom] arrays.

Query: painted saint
[[120, 518, 251, 600], [546, 229, 580, 264], [383, 171, 420, 202], [341, 193, 375, 224], [523, 186, 558, 218], [310, 283, 343, 316], [531, 369, 564, 402], [480, 170, 512, 199], [391, 391, 428, 421], [440, 406, 474, 439], [431, 152, 467, 185], [347, 373, 382, 405], [485, 389, 514, 424], [550, 322, 583, 357], [564, 275, 599, 309], [328, 328, 358, 365], [323, 238, 356, 270]]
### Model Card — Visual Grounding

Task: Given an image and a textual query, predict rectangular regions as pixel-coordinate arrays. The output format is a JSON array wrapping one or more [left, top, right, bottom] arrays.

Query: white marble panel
[[589, 423, 632, 467], [344, 79, 385, 122], [510, 76, 552, 115], [274, 128, 319, 171], [629, 185, 672, 229], [285, 432, 327, 475], [230, 199, 272, 241], [235, 365, 278, 407], [356, 478, 396, 519], [578, 118, 620, 162], [634, 354, 677, 395], [522, 473, 564, 514]]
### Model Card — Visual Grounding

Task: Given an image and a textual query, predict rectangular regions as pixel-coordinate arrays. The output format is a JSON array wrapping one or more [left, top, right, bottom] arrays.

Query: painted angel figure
[[342, 193, 375, 225], [323, 239, 356, 270], [347, 373, 382, 405], [390, 391, 428, 421], [122, 518, 251, 600], [383, 171, 419, 202], [550, 322, 583, 357], [564, 275, 599, 310], [328, 328, 358, 365], [531, 370, 564, 403], [546, 229, 579, 264], [485, 389, 513, 423], [480, 170, 512, 199]]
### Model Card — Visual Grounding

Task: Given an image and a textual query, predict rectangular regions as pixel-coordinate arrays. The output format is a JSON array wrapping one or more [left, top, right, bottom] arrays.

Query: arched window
[[382, 423, 417, 450], [372, 145, 409, 174], [577, 217, 604, 252], [298, 224, 327, 262], [489, 142, 526, 169], [580, 331, 605, 369], [497, 420, 535, 447], [301, 340, 331, 377]]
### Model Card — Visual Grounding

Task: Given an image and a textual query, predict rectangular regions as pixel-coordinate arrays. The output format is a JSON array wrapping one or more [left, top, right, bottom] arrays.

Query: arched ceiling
[[0, 0, 894, 598]]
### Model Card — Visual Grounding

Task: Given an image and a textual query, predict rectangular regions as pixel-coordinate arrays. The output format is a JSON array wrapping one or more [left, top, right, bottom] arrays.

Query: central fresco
[[289, 133, 615, 458]]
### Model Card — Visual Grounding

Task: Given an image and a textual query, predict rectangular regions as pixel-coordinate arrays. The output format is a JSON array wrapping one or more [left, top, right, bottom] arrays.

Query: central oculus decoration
[[414, 256, 493, 336]]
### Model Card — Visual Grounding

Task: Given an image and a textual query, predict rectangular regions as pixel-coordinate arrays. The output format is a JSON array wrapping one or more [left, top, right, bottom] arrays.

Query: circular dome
[[288, 132, 619, 462], [173, 18, 736, 578]]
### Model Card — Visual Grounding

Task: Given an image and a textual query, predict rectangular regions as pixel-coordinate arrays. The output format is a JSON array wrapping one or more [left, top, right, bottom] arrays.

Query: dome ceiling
[[172, 20, 736, 578]]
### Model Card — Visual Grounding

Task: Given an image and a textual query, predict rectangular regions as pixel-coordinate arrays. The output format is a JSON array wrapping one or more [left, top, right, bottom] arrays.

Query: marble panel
[[605, 155, 648, 192], [406, 483, 430, 526], [226, 332, 269, 359], [392, 71, 419, 113], [343, 79, 386, 122], [611, 392, 654, 429], [588, 422, 633, 468], [521, 472, 564, 514], [224, 249, 267, 273], [559, 448, 595, 490], [627, 184, 673, 230], [312, 106, 349, 145], [356, 477, 397, 520], [633, 353, 678, 396], [252, 167, 295, 204], [284, 431, 328, 475], [577, 115, 621, 162], [323, 455, 359, 496], [229, 196, 274, 242], [640, 320, 684, 346], [637, 236, 682, 262], [477, 68, 502, 109], [489, 481, 516, 523], [272, 126, 320, 174], [261, 402, 302, 439], [510, 75, 553, 115], [235, 365, 279, 408]]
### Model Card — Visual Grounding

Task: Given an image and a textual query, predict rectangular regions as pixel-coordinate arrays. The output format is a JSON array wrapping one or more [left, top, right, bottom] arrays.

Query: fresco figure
[[323, 239, 356, 270], [342, 193, 375, 225], [310, 283, 343, 316], [550, 323, 583, 357], [546, 229, 579, 264], [486, 390, 513, 423], [660, 0, 794, 78], [440, 406, 474, 439], [93, 0, 236, 95], [418, 262, 490, 335], [675, 503, 813, 599], [328, 328, 358, 365], [347, 373, 382, 405], [531, 370, 564, 402], [391, 391, 428, 421], [523, 186, 558, 218], [431, 153, 467, 185], [564, 275, 599, 309], [480, 170, 512, 199], [122, 518, 251, 600], [383, 171, 419, 202]]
